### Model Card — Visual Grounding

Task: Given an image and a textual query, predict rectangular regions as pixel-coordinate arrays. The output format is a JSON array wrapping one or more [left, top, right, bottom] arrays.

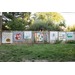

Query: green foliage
[[34, 12, 65, 25], [29, 24, 62, 31], [54, 39, 62, 44], [7, 18, 26, 30], [59, 21, 66, 27], [29, 20, 48, 31], [66, 25, 75, 31], [29, 20, 62, 31], [21, 12, 31, 25], [3, 12, 15, 20], [2, 12, 66, 31], [65, 40, 75, 44], [30, 12, 65, 31], [2, 12, 32, 30]]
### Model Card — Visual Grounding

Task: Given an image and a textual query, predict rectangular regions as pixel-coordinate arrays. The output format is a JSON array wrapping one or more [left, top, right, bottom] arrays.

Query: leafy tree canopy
[[2, 12, 66, 31], [34, 12, 65, 25]]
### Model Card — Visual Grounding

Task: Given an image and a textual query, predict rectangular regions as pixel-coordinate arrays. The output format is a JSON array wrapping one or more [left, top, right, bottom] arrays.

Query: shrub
[[7, 18, 26, 31], [65, 40, 75, 44], [54, 39, 62, 44], [29, 20, 62, 31], [67, 25, 75, 31]]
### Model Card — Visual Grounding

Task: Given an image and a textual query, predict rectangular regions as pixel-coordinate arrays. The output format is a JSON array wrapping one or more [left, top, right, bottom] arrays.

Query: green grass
[[0, 44, 75, 62]]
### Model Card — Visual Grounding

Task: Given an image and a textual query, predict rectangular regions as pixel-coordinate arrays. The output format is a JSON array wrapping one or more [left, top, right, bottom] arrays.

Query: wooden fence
[[0, 31, 75, 44]]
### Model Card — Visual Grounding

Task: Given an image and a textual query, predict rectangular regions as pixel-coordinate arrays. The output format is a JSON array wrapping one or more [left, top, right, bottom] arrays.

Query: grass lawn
[[0, 44, 75, 62]]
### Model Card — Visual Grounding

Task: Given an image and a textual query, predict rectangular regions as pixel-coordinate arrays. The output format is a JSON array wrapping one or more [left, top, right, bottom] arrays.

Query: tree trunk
[[0, 13, 2, 45]]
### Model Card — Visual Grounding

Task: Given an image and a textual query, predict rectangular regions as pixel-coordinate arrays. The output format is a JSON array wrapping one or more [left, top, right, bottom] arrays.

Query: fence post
[[0, 12, 2, 45]]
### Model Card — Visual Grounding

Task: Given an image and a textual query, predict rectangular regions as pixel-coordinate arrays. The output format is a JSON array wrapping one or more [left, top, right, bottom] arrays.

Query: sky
[[60, 12, 75, 26]]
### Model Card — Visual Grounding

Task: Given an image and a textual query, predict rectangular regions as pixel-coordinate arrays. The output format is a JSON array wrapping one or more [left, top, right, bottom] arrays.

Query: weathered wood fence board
[[50, 31, 59, 43]]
